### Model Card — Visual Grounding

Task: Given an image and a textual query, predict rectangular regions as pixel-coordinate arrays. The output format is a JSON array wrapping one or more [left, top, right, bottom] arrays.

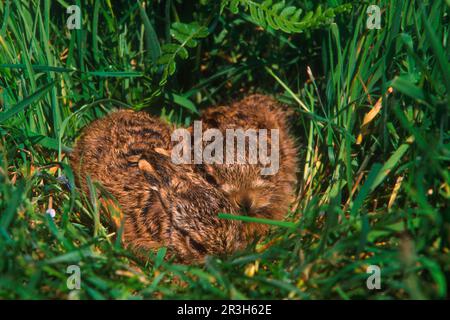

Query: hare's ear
[[126, 154, 141, 164], [154, 147, 171, 158], [138, 158, 161, 190]]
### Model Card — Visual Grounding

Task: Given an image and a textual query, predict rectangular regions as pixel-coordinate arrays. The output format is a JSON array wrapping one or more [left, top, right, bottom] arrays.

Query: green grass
[[0, 0, 449, 299]]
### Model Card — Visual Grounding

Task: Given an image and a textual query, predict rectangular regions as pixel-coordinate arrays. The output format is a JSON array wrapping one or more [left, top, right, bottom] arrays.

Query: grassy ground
[[0, 0, 449, 299]]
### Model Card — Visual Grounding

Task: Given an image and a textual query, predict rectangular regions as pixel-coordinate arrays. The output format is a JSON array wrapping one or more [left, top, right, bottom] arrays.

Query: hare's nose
[[238, 196, 253, 215]]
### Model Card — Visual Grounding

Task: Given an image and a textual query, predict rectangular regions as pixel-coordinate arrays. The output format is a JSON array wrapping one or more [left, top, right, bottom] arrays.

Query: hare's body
[[71, 110, 244, 262], [70, 110, 173, 194], [197, 94, 299, 238]]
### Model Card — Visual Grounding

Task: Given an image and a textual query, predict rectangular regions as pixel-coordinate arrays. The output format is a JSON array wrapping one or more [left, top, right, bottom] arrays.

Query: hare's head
[[196, 94, 298, 238], [137, 149, 245, 262], [200, 163, 288, 237]]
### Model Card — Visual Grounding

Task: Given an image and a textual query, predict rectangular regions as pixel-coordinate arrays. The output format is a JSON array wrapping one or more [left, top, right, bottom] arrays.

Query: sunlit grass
[[0, 0, 448, 299]]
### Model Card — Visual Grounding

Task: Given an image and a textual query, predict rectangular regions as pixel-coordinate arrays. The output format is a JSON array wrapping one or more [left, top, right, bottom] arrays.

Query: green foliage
[[221, 0, 352, 33], [0, 0, 449, 299], [158, 22, 209, 86]]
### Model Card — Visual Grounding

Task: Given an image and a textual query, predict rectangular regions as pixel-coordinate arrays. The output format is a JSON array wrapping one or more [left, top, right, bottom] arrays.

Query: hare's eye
[[202, 171, 218, 186], [187, 237, 207, 255], [259, 173, 273, 181]]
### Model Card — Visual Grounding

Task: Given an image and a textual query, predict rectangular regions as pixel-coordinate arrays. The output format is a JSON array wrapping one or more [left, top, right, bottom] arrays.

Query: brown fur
[[70, 110, 244, 263], [196, 94, 299, 239]]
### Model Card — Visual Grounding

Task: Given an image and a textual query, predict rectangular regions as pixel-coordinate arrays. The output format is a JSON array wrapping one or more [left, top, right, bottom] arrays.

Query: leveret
[[70, 110, 244, 262], [195, 94, 299, 239]]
